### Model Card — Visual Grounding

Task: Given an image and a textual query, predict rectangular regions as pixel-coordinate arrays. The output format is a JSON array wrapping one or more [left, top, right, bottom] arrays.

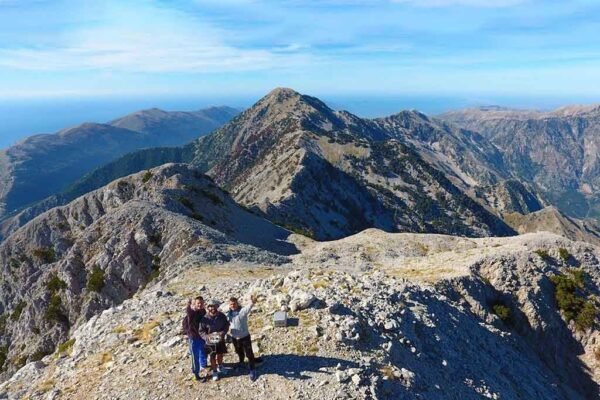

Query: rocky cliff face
[[440, 105, 600, 219], [2, 230, 598, 399], [0, 163, 294, 378], [191, 88, 515, 240], [0, 106, 237, 220]]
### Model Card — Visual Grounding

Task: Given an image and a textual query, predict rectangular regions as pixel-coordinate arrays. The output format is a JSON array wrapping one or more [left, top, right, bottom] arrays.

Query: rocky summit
[[2, 230, 599, 399]]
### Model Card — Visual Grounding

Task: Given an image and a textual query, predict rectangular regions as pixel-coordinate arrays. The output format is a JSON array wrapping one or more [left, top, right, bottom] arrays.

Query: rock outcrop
[[0, 163, 294, 378], [2, 230, 598, 399]]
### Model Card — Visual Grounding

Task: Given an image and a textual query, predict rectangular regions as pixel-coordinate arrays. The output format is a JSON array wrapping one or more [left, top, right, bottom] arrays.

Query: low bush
[[87, 267, 105, 293], [142, 170, 153, 183], [46, 274, 67, 293], [558, 247, 571, 262], [10, 301, 26, 321], [492, 302, 511, 322], [32, 247, 56, 263], [551, 269, 598, 331], [534, 249, 551, 261], [179, 196, 194, 211], [44, 293, 67, 324], [57, 338, 75, 354]]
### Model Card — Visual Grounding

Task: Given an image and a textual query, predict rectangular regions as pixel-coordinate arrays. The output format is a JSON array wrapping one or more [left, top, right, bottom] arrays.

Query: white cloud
[[391, 0, 526, 7], [0, 1, 305, 73]]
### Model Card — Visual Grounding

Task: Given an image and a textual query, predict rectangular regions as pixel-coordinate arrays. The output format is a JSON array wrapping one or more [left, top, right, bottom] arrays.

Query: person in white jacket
[[227, 295, 260, 381]]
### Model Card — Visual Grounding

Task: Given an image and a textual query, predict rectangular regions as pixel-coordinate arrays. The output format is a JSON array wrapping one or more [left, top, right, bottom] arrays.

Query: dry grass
[[112, 325, 127, 334], [36, 378, 57, 393], [132, 320, 161, 342], [98, 352, 113, 366]]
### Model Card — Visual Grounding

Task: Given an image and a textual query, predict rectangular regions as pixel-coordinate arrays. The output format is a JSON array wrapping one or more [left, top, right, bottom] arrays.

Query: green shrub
[[148, 232, 162, 247], [201, 189, 224, 206], [492, 303, 511, 322], [0, 345, 8, 371], [32, 247, 56, 263], [142, 170, 153, 183], [30, 348, 52, 361], [87, 267, 105, 293], [534, 249, 551, 261], [551, 269, 597, 331], [57, 338, 75, 354], [46, 274, 67, 293], [179, 196, 194, 211], [191, 213, 204, 222], [44, 293, 67, 324], [10, 301, 26, 321], [575, 301, 598, 331], [0, 314, 7, 334], [558, 248, 571, 262], [148, 265, 160, 282]]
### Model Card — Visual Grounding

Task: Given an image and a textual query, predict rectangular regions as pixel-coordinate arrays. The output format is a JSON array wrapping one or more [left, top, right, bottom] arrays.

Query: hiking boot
[[212, 370, 219, 382], [249, 370, 257, 382]]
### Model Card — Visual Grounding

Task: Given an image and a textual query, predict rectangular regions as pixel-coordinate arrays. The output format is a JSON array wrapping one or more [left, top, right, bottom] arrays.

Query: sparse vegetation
[[534, 249, 551, 261], [191, 212, 204, 222], [57, 338, 75, 354], [0, 345, 8, 371], [148, 232, 162, 247], [30, 348, 52, 361], [492, 302, 511, 322], [275, 222, 315, 239], [9, 258, 20, 269], [87, 266, 105, 293], [46, 274, 67, 293], [558, 247, 571, 262], [10, 301, 26, 321], [550, 269, 598, 331], [32, 247, 56, 263], [142, 170, 153, 183], [44, 293, 67, 324], [0, 314, 7, 335], [179, 196, 194, 211]]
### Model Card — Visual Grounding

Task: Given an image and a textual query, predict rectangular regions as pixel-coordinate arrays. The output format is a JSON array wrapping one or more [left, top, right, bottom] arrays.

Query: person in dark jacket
[[200, 299, 230, 381], [184, 296, 207, 381]]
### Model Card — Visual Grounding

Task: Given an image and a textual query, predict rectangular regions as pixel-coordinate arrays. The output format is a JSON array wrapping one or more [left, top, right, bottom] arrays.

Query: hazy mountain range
[[0, 106, 238, 220]]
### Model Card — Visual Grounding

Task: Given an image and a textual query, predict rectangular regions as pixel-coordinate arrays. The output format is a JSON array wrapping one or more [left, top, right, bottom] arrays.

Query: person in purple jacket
[[183, 296, 207, 381], [200, 299, 230, 381]]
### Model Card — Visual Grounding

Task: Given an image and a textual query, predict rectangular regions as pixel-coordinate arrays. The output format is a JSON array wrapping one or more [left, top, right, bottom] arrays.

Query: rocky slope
[[504, 206, 600, 246], [0, 106, 237, 219], [0, 163, 294, 379], [2, 230, 599, 399], [190, 88, 515, 240], [1, 89, 549, 243], [439, 105, 600, 219]]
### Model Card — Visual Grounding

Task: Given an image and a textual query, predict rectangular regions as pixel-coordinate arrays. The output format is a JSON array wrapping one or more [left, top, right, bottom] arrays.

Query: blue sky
[[0, 0, 599, 101]]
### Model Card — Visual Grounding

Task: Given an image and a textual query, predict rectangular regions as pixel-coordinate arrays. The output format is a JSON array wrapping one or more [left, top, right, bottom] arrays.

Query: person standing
[[227, 295, 259, 381], [199, 299, 230, 381], [183, 296, 207, 381]]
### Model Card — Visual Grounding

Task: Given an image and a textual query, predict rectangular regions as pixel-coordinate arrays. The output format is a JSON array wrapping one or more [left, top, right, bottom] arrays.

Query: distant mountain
[[0, 106, 238, 220], [439, 105, 600, 219], [109, 106, 239, 146], [190, 88, 515, 239]]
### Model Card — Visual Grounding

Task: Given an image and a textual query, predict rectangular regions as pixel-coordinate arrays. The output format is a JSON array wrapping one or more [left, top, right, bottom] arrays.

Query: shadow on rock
[[257, 354, 359, 381]]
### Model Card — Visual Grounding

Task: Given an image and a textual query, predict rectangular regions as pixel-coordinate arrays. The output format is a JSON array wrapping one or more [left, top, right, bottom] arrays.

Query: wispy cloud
[[391, 0, 527, 7], [0, 1, 307, 73]]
